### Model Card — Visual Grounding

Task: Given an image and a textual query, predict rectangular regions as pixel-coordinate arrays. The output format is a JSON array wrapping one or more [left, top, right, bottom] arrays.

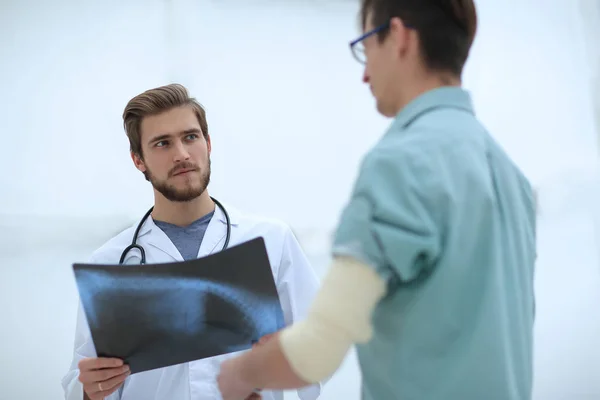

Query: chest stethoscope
[[119, 196, 232, 265]]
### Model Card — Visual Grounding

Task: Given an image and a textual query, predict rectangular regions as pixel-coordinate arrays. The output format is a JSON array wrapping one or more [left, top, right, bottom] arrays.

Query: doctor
[[61, 83, 323, 400]]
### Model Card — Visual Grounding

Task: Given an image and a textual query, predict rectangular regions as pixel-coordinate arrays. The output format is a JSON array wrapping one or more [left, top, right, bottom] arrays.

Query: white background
[[0, 0, 599, 399]]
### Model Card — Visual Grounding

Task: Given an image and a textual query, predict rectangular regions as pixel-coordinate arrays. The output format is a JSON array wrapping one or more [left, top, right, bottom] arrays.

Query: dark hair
[[361, 0, 477, 76], [123, 83, 209, 157]]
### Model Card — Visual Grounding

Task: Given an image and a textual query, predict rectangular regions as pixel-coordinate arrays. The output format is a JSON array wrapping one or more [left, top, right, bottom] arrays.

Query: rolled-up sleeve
[[332, 148, 443, 283]]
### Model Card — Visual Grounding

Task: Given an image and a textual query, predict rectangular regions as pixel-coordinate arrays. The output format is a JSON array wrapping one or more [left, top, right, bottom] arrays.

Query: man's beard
[[146, 159, 211, 202]]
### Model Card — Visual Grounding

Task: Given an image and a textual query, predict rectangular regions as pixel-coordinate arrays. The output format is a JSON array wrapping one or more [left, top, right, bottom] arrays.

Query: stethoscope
[[119, 196, 232, 265]]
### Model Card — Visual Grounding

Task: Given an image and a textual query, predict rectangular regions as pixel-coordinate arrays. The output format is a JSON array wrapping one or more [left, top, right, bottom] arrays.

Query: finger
[[79, 357, 124, 371], [252, 334, 271, 348], [88, 380, 125, 400], [258, 334, 273, 345], [79, 364, 130, 384], [100, 369, 130, 391], [84, 370, 129, 396]]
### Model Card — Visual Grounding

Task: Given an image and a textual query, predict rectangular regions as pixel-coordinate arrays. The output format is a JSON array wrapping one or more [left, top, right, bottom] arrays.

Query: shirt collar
[[390, 86, 475, 131], [137, 199, 239, 238]]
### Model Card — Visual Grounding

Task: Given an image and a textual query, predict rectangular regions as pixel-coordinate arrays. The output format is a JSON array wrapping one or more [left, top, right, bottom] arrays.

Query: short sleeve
[[332, 149, 443, 283]]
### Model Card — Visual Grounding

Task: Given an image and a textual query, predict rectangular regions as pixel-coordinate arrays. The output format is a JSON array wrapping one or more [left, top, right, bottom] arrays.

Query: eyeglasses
[[348, 22, 390, 64]]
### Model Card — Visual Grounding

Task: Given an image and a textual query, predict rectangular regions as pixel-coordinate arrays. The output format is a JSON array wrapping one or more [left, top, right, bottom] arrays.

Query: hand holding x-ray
[[78, 357, 130, 400]]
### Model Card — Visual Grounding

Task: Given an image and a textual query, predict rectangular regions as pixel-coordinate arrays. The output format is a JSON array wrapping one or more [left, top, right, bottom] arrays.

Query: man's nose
[[363, 68, 370, 84], [172, 141, 190, 162]]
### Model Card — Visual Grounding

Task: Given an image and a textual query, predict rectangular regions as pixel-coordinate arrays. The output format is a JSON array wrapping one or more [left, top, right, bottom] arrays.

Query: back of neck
[[393, 73, 461, 115]]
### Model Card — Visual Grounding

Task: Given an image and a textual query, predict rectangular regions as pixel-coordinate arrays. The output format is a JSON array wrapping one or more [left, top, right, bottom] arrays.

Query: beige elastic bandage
[[279, 256, 386, 382]]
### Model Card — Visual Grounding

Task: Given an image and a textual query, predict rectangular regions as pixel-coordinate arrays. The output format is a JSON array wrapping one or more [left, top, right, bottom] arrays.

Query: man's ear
[[205, 134, 212, 155], [131, 151, 146, 173], [389, 16, 413, 57]]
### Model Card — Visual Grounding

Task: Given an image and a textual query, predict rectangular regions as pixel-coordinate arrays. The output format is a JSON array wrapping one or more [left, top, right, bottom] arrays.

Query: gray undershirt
[[154, 210, 215, 260]]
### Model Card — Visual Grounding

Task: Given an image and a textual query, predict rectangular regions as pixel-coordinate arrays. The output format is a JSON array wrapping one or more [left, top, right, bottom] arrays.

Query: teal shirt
[[332, 87, 536, 400]]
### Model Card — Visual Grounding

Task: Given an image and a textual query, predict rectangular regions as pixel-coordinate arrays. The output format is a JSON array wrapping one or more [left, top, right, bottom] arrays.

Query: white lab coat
[[61, 203, 323, 400]]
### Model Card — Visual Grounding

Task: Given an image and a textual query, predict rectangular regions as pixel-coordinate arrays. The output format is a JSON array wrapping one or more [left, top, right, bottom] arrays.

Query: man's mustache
[[169, 163, 200, 177]]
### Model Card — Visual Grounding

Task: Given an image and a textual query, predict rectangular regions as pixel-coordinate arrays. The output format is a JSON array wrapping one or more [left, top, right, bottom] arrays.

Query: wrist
[[234, 352, 257, 391]]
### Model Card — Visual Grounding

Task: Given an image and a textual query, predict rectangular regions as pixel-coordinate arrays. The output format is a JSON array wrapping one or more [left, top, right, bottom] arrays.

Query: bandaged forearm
[[279, 256, 387, 383]]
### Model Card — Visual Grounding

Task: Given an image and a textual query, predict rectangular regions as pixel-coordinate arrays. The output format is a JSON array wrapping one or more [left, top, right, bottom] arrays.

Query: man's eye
[[156, 141, 168, 147], [186, 134, 198, 140]]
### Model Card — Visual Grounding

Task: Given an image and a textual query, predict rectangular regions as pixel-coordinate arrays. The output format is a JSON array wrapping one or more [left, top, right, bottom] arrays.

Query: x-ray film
[[72, 237, 285, 374]]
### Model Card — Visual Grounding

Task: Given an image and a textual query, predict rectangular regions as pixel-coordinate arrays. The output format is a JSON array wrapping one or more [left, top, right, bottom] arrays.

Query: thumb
[[258, 333, 275, 345]]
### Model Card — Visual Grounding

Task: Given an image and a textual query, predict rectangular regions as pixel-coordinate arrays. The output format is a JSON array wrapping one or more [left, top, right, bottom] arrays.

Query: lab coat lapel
[[144, 218, 184, 262], [197, 202, 237, 257], [135, 202, 238, 261]]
